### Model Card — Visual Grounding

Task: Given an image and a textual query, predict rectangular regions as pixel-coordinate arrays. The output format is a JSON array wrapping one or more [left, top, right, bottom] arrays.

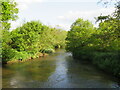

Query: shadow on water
[[2, 49, 120, 88]]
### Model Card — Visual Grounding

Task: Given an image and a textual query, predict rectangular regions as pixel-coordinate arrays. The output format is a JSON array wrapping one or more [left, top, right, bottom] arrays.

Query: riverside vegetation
[[1, 0, 67, 64], [2, 21, 67, 64], [1, 0, 120, 78], [66, 1, 120, 77]]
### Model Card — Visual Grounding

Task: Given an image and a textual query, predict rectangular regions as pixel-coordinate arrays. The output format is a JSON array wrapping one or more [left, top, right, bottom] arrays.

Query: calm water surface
[[2, 49, 120, 88]]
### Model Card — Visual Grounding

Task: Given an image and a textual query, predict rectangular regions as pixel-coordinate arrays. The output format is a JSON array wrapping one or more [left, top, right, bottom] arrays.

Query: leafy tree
[[66, 18, 95, 59], [97, 19, 120, 51], [1, 0, 18, 62], [9, 20, 67, 61], [11, 21, 43, 54], [94, 1, 120, 76], [66, 9, 120, 77], [66, 18, 94, 51], [0, 0, 18, 30]]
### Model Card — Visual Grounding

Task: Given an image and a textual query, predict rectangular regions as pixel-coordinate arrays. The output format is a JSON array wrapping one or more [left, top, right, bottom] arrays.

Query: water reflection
[[65, 55, 119, 88], [3, 57, 56, 88], [46, 52, 70, 88], [2, 49, 120, 88]]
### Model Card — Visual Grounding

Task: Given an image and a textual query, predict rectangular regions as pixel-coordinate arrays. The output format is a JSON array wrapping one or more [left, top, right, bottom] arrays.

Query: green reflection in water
[[2, 56, 56, 88]]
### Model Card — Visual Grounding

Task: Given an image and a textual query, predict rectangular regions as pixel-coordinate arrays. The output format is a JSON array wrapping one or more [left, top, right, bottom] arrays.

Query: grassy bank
[[6, 53, 49, 64], [2, 48, 55, 64]]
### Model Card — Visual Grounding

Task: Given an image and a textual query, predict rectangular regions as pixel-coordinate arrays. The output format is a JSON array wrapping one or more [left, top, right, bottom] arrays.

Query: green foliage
[[13, 51, 30, 60], [92, 52, 120, 76], [39, 27, 67, 50], [11, 21, 43, 54], [0, 0, 18, 30], [2, 20, 67, 63], [42, 49, 55, 53], [2, 29, 12, 61], [66, 17, 120, 77], [97, 19, 120, 51], [66, 18, 95, 57], [1, 0, 19, 63]]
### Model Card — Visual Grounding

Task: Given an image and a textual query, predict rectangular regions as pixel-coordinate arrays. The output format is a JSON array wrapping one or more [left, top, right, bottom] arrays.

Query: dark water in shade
[[2, 49, 120, 88]]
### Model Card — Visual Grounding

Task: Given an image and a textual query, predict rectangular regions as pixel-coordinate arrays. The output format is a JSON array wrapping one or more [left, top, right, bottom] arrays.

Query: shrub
[[92, 51, 120, 77]]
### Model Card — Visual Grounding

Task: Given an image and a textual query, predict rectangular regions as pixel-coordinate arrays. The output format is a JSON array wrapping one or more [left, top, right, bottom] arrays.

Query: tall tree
[[1, 0, 18, 62]]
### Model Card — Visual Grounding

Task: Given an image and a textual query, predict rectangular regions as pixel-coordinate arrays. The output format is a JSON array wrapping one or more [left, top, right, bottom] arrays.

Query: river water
[[2, 49, 120, 88]]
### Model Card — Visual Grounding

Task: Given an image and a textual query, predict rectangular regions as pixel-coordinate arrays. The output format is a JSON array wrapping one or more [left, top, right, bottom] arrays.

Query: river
[[2, 49, 120, 88]]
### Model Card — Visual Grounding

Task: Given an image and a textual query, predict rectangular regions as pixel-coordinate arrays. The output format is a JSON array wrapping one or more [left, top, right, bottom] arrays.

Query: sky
[[11, 0, 116, 31]]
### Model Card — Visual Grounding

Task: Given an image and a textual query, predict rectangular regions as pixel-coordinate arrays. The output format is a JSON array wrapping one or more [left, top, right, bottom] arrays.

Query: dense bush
[[92, 52, 120, 76], [66, 17, 120, 77], [2, 21, 67, 63]]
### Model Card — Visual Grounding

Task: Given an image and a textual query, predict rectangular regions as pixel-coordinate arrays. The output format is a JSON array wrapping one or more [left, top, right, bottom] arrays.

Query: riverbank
[[2, 47, 58, 65], [3, 53, 49, 64]]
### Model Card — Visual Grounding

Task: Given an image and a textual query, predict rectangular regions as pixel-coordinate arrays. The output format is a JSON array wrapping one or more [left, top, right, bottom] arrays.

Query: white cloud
[[57, 7, 115, 23], [15, 0, 43, 11], [56, 7, 115, 30], [16, 2, 28, 11]]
